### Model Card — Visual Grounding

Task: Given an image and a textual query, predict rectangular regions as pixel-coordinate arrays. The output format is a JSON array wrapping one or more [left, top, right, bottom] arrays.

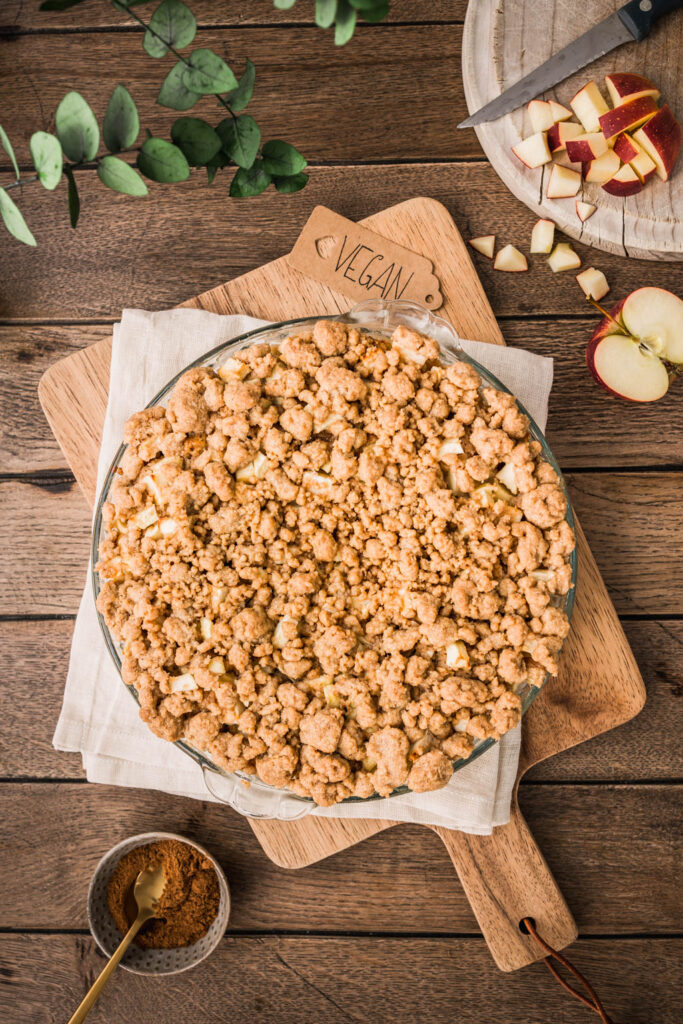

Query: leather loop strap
[[521, 917, 616, 1024]]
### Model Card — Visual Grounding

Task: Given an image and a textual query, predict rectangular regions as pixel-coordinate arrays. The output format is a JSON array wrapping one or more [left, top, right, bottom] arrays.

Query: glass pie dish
[[91, 298, 577, 820]]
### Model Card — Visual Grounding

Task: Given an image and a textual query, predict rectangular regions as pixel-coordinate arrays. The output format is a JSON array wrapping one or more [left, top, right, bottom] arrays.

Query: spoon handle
[[66, 911, 150, 1024]]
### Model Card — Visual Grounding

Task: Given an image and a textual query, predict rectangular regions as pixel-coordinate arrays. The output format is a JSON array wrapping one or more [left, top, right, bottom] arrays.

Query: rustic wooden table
[[1, 3, 681, 1022]]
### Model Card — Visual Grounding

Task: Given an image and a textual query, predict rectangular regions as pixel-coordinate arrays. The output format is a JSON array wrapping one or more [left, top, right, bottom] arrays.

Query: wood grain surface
[[462, 0, 683, 260], [1, 3, 681, 1019], [2, 165, 682, 321], [3, 934, 680, 1024]]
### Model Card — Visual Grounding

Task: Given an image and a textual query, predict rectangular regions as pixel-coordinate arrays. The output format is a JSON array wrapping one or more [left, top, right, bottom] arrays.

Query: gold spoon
[[68, 865, 166, 1024]]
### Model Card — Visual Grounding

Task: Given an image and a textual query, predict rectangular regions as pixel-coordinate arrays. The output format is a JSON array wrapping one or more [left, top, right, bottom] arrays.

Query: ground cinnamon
[[106, 839, 220, 949]]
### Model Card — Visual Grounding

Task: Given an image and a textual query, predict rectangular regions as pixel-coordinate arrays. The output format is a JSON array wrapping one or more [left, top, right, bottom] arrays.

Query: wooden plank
[[462, 0, 683, 261], [2, 934, 680, 1024], [0, 26, 475, 168], [2, 473, 680, 616], [2, 165, 680, 322], [2, 619, 680, 782], [4, 0, 467, 32], [0, 783, 679, 932], [3, 319, 682, 475]]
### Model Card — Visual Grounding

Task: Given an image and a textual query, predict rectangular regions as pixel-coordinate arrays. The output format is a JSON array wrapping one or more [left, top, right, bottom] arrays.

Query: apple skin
[[613, 133, 639, 163], [605, 73, 660, 106], [632, 104, 682, 181], [602, 165, 643, 197], [565, 132, 607, 162], [598, 94, 659, 141]]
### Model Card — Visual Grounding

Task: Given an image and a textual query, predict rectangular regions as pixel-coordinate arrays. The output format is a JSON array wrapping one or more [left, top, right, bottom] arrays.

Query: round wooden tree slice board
[[462, 0, 683, 261]]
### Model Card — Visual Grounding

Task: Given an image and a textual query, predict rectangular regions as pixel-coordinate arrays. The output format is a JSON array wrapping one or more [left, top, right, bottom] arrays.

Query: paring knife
[[458, 0, 683, 128]]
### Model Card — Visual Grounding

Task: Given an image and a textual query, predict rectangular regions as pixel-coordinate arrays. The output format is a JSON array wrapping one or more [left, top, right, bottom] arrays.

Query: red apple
[[570, 80, 609, 132], [602, 163, 643, 197], [565, 132, 608, 162], [586, 288, 683, 402], [604, 73, 660, 107], [547, 120, 582, 152], [613, 133, 639, 163], [598, 94, 659, 141], [632, 104, 682, 181], [583, 149, 620, 183]]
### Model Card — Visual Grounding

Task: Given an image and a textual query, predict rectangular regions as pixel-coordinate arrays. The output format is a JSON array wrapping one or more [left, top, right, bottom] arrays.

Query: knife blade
[[458, 0, 682, 129]]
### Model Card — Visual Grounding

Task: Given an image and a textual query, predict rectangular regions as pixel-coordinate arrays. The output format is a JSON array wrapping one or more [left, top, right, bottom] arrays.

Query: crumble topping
[[96, 320, 574, 806]]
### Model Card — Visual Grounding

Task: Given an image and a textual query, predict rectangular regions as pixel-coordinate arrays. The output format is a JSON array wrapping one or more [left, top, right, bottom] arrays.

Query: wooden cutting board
[[38, 197, 646, 972], [462, 0, 683, 261]]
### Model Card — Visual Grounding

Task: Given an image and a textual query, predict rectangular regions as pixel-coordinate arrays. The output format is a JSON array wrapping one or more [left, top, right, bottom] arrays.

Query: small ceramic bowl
[[87, 831, 230, 975]]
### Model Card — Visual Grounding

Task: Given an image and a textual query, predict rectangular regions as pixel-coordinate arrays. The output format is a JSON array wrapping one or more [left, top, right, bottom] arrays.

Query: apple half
[[586, 288, 683, 402]]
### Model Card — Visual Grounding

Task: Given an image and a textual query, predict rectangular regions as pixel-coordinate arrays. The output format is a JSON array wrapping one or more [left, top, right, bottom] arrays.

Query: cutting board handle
[[430, 798, 577, 972]]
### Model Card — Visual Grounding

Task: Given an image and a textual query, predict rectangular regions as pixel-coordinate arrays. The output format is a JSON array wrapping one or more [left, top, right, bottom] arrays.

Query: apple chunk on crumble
[[97, 319, 574, 806]]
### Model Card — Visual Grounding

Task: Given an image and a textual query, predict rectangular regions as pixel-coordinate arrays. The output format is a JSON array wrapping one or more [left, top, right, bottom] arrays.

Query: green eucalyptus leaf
[[315, 0, 337, 27], [229, 160, 271, 198], [358, 1, 389, 22], [171, 117, 222, 166], [0, 189, 37, 247], [273, 0, 297, 7], [143, 0, 197, 58], [137, 137, 190, 182], [0, 125, 20, 181], [261, 139, 307, 177], [98, 155, 149, 196], [64, 166, 80, 229], [40, 0, 90, 9], [224, 59, 255, 113], [334, 0, 357, 44], [158, 61, 201, 111], [30, 132, 63, 191], [55, 92, 99, 163], [273, 171, 308, 194], [182, 49, 237, 95], [217, 115, 260, 170], [205, 150, 228, 184], [103, 85, 140, 153]]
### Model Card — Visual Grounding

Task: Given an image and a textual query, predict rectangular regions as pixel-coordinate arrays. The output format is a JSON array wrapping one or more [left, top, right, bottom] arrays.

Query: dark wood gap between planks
[[0, 927, 680, 939], [0, 776, 680, 787], [1, 19, 466, 39]]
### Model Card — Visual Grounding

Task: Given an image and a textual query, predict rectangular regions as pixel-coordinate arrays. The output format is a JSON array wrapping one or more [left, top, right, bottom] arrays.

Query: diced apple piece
[[583, 148, 620, 183], [493, 244, 528, 272], [530, 218, 555, 253], [605, 73, 660, 107], [613, 133, 639, 163], [170, 672, 196, 694], [602, 163, 643, 197], [303, 470, 335, 495], [236, 451, 268, 481], [218, 358, 249, 381], [134, 506, 158, 529], [565, 132, 608, 162], [630, 144, 657, 184], [632, 104, 682, 181], [200, 617, 212, 640], [575, 200, 596, 222], [438, 438, 465, 459], [159, 516, 177, 536], [468, 235, 495, 259], [599, 94, 659, 141], [546, 164, 581, 199], [552, 149, 583, 170], [547, 242, 581, 272], [496, 462, 518, 494], [547, 120, 582, 152], [446, 641, 470, 671], [208, 656, 225, 675], [576, 267, 609, 300], [511, 131, 552, 168], [570, 80, 609, 132], [528, 99, 555, 133], [548, 99, 573, 122]]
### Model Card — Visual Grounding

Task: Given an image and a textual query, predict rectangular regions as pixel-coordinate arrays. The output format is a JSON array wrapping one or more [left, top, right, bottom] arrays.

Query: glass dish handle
[[201, 765, 312, 821]]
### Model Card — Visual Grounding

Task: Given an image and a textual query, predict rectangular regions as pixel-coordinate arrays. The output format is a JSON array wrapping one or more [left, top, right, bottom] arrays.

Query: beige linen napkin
[[53, 307, 554, 833]]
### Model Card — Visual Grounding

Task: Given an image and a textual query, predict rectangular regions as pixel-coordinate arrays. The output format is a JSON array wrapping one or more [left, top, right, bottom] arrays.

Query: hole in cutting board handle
[[519, 917, 536, 934]]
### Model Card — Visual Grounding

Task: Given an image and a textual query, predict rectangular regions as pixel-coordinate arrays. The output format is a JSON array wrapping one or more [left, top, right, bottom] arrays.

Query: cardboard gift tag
[[289, 206, 443, 310]]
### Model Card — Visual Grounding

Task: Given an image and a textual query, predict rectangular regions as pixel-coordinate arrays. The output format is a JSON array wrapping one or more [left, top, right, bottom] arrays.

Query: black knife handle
[[618, 0, 683, 42]]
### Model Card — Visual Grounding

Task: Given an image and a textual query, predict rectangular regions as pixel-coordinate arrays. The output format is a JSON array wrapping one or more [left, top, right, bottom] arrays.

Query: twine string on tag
[[521, 918, 617, 1024]]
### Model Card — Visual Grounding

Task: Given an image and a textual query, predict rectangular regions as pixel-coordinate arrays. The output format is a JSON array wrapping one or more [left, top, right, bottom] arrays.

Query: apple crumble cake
[[96, 319, 575, 806]]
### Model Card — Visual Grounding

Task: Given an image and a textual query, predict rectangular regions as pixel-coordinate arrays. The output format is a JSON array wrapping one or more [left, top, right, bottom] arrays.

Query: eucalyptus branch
[[1, 0, 309, 247]]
